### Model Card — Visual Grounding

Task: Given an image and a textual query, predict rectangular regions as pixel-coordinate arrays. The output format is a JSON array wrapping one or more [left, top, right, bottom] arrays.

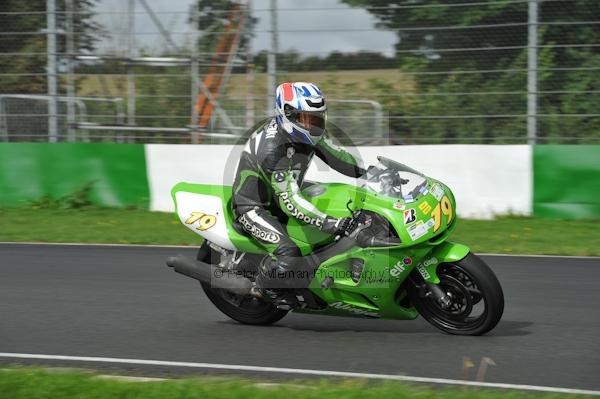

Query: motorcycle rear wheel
[[200, 282, 288, 325], [408, 252, 504, 335], [197, 244, 288, 326]]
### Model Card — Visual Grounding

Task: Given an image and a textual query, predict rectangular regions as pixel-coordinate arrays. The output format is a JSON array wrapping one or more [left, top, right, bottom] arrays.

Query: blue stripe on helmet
[[311, 84, 321, 95], [293, 85, 302, 110], [276, 94, 281, 109], [301, 85, 311, 97]]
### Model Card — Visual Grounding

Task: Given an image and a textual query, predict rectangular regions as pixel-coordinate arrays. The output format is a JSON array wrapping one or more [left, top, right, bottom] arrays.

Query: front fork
[[426, 284, 453, 309], [409, 241, 471, 308]]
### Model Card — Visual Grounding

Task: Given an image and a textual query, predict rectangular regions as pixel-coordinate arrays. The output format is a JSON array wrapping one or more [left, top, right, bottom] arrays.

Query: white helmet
[[275, 82, 327, 145]]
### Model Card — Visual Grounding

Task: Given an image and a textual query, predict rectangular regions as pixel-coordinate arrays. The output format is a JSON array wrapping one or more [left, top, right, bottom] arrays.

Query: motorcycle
[[167, 156, 504, 335]]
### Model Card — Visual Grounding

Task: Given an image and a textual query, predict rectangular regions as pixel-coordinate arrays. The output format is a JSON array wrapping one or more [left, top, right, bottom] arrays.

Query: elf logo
[[390, 257, 412, 277]]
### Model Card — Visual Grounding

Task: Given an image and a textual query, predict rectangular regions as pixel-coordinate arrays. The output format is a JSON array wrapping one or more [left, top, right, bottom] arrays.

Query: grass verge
[[0, 207, 598, 256], [0, 367, 589, 399]]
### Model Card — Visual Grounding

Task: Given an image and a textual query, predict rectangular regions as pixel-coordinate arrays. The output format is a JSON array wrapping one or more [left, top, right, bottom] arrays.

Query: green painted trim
[[533, 145, 600, 219], [0, 143, 149, 208]]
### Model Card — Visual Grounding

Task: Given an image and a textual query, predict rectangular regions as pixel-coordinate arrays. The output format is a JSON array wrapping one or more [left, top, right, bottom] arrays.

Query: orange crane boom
[[194, 3, 246, 137]]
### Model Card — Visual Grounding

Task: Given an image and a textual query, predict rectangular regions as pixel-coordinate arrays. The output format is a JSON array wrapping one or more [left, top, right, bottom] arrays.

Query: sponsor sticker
[[415, 258, 437, 280], [418, 201, 432, 215], [238, 214, 281, 243], [265, 119, 278, 138], [390, 257, 412, 278], [390, 261, 405, 277], [423, 257, 438, 267], [407, 220, 428, 241], [431, 184, 444, 201], [403, 209, 417, 225], [363, 276, 389, 285], [425, 218, 435, 229], [417, 264, 431, 280], [392, 201, 405, 210], [279, 192, 323, 227]]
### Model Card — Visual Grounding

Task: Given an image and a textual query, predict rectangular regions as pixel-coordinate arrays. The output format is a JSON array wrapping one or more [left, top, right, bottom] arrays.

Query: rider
[[232, 82, 366, 308]]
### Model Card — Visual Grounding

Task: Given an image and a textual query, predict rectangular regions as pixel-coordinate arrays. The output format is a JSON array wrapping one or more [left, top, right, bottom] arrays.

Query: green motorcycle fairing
[[171, 175, 470, 320]]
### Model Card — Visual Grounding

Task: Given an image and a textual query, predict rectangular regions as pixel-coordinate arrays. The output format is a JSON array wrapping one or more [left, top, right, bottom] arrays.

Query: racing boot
[[255, 256, 300, 310]]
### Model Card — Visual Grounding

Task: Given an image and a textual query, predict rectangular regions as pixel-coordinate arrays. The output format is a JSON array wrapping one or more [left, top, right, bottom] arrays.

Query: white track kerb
[[0, 353, 598, 396]]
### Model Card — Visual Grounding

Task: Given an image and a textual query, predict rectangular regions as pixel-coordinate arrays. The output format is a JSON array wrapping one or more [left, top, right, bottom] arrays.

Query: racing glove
[[321, 216, 353, 236]]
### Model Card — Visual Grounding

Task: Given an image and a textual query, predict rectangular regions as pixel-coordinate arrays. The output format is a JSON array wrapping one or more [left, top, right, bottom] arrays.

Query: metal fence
[[0, 0, 598, 144]]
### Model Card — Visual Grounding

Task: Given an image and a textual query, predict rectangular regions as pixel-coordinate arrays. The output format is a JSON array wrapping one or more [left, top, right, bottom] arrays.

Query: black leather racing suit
[[232, 118, 366, 289]]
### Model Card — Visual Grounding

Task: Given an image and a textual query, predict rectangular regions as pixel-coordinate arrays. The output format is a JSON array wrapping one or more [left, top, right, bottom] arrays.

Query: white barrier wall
[[146, 144, 531, 219]]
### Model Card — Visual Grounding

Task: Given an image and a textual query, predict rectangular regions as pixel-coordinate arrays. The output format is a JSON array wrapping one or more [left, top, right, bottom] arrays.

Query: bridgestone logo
[[239, 214, 281, 244], [279, 192, 323, 227]]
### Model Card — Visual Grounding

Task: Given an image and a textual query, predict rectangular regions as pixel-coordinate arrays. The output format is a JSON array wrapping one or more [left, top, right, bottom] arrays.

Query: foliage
[[252, 50, 398, 73], [192, 0, 257, 62], [0, 0, 103, 94], [29, 181, 95, 209], [3, 1, 597, 144], [339, 0, 600, 143]]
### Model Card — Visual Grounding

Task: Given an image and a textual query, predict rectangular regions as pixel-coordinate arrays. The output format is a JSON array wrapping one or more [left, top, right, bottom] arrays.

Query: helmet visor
[[297, 111, 326, 137]]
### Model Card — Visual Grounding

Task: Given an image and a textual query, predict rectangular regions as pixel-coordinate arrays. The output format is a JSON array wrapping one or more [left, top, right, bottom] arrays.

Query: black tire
[[408, 252, 504, 336], [200, 282, 288, 325], [197, 244, 288, 326]]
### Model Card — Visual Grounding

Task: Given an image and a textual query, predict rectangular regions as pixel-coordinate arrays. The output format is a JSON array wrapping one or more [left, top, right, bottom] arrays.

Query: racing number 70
[[432, 196, 454, 233]]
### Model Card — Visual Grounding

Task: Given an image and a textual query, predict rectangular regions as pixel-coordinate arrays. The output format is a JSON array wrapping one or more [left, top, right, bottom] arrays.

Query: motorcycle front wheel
[[408, 252, 504, 336]]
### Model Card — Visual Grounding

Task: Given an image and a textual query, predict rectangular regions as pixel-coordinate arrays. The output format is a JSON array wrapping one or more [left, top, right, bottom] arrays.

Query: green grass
[[0, 207, 598, 256], [0, 367, 588, 399], [0, 207, 197, 246], [453, 217, 599, 256]]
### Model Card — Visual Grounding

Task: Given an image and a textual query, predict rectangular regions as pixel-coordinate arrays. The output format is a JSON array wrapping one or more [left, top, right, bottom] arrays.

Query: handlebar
[[345, 210, 371, 238]]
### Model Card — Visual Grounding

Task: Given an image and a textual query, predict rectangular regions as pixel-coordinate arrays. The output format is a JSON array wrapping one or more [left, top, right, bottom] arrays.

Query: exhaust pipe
[[166, 255, 253, 296]]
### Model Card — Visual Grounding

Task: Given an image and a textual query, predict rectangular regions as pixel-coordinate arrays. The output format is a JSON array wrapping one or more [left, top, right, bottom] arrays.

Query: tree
[[0, 0, 103, 94], [252, 49, 397, 73], [191, 0, 256, 62], [339, 0, 600, 143]]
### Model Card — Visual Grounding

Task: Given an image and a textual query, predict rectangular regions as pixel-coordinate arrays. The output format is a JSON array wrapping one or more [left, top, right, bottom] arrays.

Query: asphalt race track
[[1, 243, 599, 392]]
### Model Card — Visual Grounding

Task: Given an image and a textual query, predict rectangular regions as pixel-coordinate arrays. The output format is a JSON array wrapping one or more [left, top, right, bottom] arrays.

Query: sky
[[93, 0, 398, 57]]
